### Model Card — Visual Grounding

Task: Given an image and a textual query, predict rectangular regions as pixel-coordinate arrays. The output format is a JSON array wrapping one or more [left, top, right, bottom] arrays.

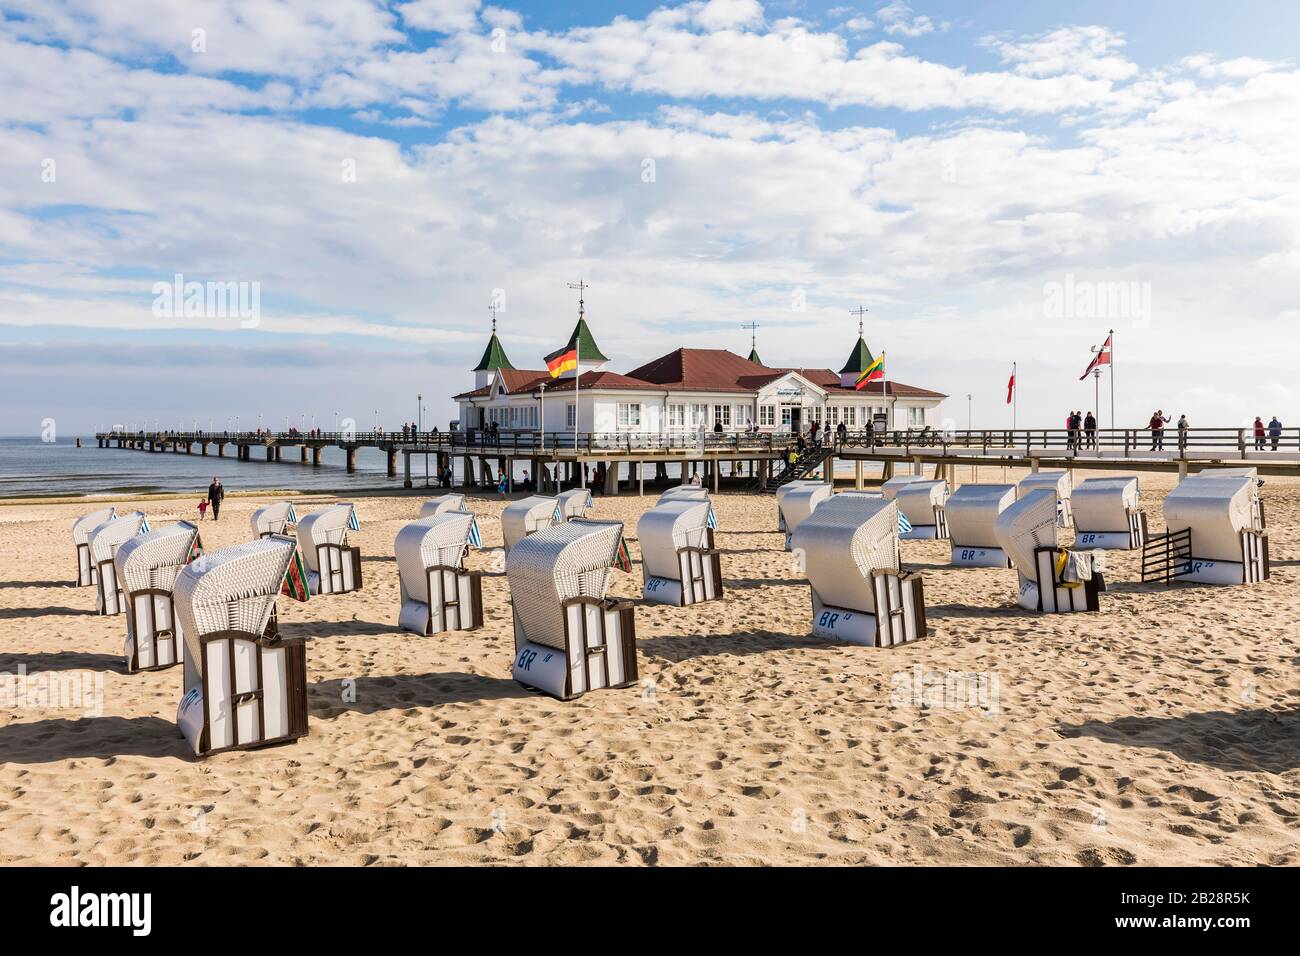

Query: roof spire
[[850, 304, 868, 338], [472, 299, 514, 372], [742, 320, 762, 365], [838, 305, 876, 377]]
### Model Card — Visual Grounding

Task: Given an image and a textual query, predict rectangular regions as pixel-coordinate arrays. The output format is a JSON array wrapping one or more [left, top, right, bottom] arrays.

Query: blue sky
[[2, 0, 1298, 434]]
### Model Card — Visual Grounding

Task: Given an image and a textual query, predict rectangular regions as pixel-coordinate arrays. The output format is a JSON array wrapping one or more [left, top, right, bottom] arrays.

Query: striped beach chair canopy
[[1164, 473, 1257, 562], [395, 513, 475, 600], [993, 488, 1059, 575], [1072, 476, 1138, 533], [637, 499, 711, 581]]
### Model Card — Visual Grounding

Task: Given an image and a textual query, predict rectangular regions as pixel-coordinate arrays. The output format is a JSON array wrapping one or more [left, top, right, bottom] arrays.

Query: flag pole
[[1012, 361, 1017, 431], [1108, 327, 1115, 442]]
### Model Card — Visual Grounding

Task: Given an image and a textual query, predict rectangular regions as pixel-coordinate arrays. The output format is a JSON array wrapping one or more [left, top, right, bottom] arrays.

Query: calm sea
[[0, 436, 432, 499]]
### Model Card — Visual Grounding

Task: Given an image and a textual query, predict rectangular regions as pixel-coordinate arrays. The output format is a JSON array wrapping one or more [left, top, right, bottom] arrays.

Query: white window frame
[[713, 404, 732, 428], [566, 403, 576, 429], [668, 403, 686, 429], [759, 404, 775, 427], [617, 402, 642, 429]]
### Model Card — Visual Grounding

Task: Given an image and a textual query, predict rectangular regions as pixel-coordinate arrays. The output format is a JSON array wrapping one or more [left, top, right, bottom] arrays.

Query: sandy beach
[[1, 470, 1297, 866]]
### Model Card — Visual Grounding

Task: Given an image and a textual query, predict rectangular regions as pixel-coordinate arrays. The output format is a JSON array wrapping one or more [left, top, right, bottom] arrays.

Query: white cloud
[[983, 25, 1139, 83], [876, 1, 946, 38], [398, 0, 482, 34]]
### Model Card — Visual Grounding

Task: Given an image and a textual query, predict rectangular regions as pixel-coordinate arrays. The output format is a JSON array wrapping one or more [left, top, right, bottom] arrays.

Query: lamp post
[[418, 393, 427, 486]]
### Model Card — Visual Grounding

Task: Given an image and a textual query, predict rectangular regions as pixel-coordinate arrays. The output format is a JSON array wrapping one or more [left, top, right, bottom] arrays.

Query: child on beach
[[197, 499, 209, 520]]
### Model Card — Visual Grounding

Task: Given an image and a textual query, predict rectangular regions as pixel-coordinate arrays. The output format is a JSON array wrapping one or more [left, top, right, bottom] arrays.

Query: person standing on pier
[[1177, 414, 1189, 452], [1268, 415, 1282, 451], [1253, 416, 1266, 450], [1084, 410, 1098, 449], [1149, 410, 1170, 450], [207, 477, 225, 521]]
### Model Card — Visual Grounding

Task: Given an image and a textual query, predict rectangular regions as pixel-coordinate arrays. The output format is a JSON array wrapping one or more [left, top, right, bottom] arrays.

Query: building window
[[759, 405, 775, 426], [843, 406, 856, 427], [908, 407, 925, 428], [617, 403, 642, 429], [668, 404, 686, 429], [566, 403, 576, 429], [713, 404, 732, 428], [781, 407, 793, 428], [691, 404, 708, 428]]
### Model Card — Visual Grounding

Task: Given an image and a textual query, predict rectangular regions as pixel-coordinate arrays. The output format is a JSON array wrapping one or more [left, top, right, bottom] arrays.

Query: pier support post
[[266, 446, 275, 462], [825, 455, 834, 484], [300, 446, 308, 464], [1178, 460, 1188, 479], [712, 460, 720, 494], [345, 447, 357, 472], [638, 461, 644, 496], [403, 451, 412, 489], [312, 446, 322, 466], [462, 455, 475, 487], [387, 447, 398, 478], [855, 460, 863, 490]]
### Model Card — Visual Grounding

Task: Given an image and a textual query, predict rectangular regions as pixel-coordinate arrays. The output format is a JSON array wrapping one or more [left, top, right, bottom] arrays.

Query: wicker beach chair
[[775, 480, 822, 532], [501, 495, 561, 556], [994, 489, 1101, 612], [419, 493, 468, 518], [295, 503, 361, 595], [947, 484, 1017, 567], [174, 536, 308, 756], [778, 482, 834, 550], [506, 520, 637, 700], [395, 513, 484, 635], [1018, 470, 1073, 528], [1161, 474, 1268, 584], [637, 499, 723, 606], [73, 506, 116, 586], [113, 521, 200, 672], [792, 496, 926, 647], [880, 474, 926, 500], [895, 480, 950, 540], [88, 511, 149, 614], [1073, 477, 1147, 549], [250, 501, 298, 538], [556, 488, 593, 520]]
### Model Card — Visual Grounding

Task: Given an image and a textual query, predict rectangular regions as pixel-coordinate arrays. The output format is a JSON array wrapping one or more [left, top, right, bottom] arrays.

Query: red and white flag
[[1006, 366, 1016, 405], [1080, 334, 1112, 381]]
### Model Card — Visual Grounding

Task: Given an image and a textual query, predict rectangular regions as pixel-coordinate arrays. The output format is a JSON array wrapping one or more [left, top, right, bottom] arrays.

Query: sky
[[2, 0, 1298, 435]]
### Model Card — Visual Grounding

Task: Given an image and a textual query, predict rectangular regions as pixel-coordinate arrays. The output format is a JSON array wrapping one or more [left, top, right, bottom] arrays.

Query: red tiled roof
[[453, 369, 550, 400], [524, 370, 659, 393], [628, 348, 777, 393]]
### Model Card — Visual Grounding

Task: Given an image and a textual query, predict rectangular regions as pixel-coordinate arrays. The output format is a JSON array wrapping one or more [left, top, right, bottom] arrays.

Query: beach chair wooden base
[[512, 597, 638, 700], [1176, 529, 1270, 585], [95, 558, 125, 615], [399, 565, 484, 635], [643, 544, 724, 606], [75, 544, 97, 587], [1026, 547, 1101, 613], [810, 571, 927, 647], [312, 543, 363, 594], [177, 614, 309, 757], [124, 588, 184, 672]]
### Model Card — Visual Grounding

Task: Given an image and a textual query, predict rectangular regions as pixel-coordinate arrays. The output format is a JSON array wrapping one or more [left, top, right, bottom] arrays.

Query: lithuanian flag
[[281, 548, 311, 602], [855, 352, 884, 390], [545, 344, 578, 378]]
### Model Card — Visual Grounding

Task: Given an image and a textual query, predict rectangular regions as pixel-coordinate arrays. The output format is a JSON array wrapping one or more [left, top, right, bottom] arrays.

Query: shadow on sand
[[309, 671, 531, 717], [1058, 706, 1300, 774], [0, 716, 186, 763]]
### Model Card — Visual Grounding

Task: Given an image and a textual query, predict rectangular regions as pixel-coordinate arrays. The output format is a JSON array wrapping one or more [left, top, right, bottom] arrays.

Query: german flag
[[546, 344, 578, 378], [855, 352, 885, 390]]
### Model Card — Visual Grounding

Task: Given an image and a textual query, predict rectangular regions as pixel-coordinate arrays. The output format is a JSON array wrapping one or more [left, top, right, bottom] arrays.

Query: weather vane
[[850, 304, 869, 337]]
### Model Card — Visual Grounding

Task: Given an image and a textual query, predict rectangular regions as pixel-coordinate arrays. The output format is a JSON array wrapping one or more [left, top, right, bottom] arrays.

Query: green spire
[[838, 336, 875, 375], [563, 317, 608, 362], [473, 332, 514, 372], [747, 346, 763, 364]]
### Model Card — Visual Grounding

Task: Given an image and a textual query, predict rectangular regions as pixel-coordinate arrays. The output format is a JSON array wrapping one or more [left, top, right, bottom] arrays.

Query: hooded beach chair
[[295, 503, 362, 594], [395, 512, 484, 634], [775, 480, 823, 532], [556, 488, 594, 520], [994, 489, 1101, 613], [880, 474, 925, 500], [1072, 476, 1147, 549], [501, 495, 561, 556], [88, 511, 149, 614], [114, 521, 201, 672], [419, 493, 468, 518], [1018, 470, 1073, 528], [506, 520, 637, 700], [792, 496, 926, 647], [637, 499, 723, 606], [174, 536, 309, 756], [778, 482, 834, 550], [658, 484, 711, 505], [947, 484, 1017, 567], [73, 506, 116, 586], [895, 480, 949, 540], [250, 501, 298, 538], [1186, 468, 1264, 528], [1156, 474, 1269, 584]]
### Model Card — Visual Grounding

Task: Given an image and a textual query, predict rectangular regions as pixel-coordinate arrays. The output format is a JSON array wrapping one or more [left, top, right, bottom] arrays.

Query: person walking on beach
[[497, 470, 509, 499], [1177, 414, 1189, 452], [1149, 410, 1170, 450], [206, 477, 224, 521], [1253, 416, 1266, 451], [1268, 415, 1282, 451], [197, 498, 209, 521]]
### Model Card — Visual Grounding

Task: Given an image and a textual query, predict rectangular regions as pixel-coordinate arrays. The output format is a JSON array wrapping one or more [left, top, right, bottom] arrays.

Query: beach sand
[[1, 469, 1297, 866]]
